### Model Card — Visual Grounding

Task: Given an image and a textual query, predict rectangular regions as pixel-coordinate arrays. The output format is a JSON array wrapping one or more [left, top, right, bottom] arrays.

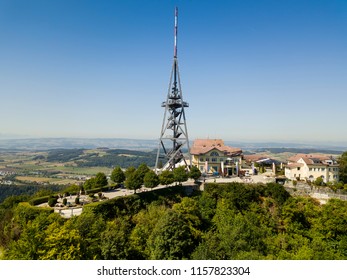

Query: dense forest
[[76, 149, 157, 168], [45, 148, 157, 168], [0, 184, 66, 203], [1, 182, 347, 260]]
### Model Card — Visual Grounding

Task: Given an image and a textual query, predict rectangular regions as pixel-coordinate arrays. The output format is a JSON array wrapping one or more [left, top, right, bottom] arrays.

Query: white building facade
[[190, 139, 242, 176], [285, 154, 339, 183]]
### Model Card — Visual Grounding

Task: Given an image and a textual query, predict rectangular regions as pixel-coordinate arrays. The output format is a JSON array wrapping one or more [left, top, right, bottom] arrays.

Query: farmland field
[[15, 175, 80, 185], [0, 146, 342, 189], [0, 148, 156, 189]]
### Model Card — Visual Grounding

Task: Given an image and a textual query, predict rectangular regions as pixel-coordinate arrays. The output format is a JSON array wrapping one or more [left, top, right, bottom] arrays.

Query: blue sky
[[0, 0, 346, 144]]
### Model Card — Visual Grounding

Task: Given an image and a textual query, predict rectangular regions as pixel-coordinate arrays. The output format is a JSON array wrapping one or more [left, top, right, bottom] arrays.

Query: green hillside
[[1, 182, 347, 260]]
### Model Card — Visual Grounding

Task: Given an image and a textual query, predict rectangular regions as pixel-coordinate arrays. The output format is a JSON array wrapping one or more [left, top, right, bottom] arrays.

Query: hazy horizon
[[0, 135, 346, 151]]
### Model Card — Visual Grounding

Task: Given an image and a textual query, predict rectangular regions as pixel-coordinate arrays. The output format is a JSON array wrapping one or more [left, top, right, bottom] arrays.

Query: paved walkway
[[51, 173, 279, 218], [52, 183, 183, 218]]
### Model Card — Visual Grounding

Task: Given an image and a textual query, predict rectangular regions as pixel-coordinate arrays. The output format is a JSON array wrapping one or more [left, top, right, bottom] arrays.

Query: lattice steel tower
[[155, 7, 191, 172]]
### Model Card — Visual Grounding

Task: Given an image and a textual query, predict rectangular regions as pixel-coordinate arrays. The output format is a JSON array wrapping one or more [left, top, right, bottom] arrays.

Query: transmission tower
[[155, 7, 191, 173]]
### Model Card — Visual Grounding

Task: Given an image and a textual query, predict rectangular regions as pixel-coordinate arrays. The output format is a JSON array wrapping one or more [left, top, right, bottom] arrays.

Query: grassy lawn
[[56, 166, 113, 175], [0, 150, 115, 189]]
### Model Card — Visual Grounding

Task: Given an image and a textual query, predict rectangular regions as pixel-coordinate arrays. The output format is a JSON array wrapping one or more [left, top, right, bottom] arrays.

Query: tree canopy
[[110, 166, 125, 185], [2, 181, 347, 260], [338, 152, 347, 183]]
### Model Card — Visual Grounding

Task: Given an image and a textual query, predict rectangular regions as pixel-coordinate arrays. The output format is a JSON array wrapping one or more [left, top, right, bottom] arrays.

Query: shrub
[[314, 177, 324, 186], [89, 193, 96, 198], [75, 197, 80, 204], [48, 197, 57, 207], [30, 196, 49, 206], [63, 198, 67, 205], [15, 202, 53, 225]]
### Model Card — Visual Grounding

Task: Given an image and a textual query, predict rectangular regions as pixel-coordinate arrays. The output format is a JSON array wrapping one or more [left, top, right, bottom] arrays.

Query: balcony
[[162, 99, 189, 108]]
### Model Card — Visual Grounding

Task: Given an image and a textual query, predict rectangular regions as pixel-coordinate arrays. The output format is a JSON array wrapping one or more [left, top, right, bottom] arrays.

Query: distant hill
[[225, 141, 347, 152], [0, 137, 346, 153], [44, 148, 158, 168], [253, 147, 343, 155], [0, 138, 158, 151]]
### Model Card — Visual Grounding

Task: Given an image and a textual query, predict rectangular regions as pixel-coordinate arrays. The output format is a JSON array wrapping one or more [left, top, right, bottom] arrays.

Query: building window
[[309, 168, 312, 171], [321, 168, 325, 171], [206, 158, 209, 162], [297, 167, 300, 171], [212, 158, 217, 162], [210, 151, 219, 157], [199, 158, 204, 162]]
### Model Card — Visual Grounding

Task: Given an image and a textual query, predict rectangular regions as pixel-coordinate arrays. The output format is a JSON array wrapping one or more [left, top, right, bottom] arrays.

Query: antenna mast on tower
[[155, 7, 191, 172]]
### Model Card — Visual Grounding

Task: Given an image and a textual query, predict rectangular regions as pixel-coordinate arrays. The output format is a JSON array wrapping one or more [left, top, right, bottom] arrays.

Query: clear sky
[[0, 0, 346, 145]]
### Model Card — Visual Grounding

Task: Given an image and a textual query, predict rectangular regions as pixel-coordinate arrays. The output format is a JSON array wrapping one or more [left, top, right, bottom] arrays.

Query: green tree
[[0, 195, 30, 209], [159, 170, 175, 186], [5, 212, 62, 260], [39, 222, 83, 260], [62, 184, 81, 195], [338, 151, 347, 183], [48, 197, 57, 207], [100, 217, 133, 260], [136, 164, 150, 184], [84, 177, 96, 190], [211, 200, 269, 259], [172, 197, 202, 239], [281, 197, 320, 234], [173, 166, 189, 185], [129, 204, 168, 259], [189, 165, 202, 182], [125, 166, 136, 178], [315, 199, 347, 239], [32, 189, 54, 198], [314, 176, 324, 186], [66, 211, 106, 259], [143, 170, 159, 189], [94, 172, 108, 188], [124, 170, 142, 193], [191, 231, 223, 259], [110, 166, 125, 185], [148, 210, 195, 260], [197, 191, 217, 222], [261, 182, 290, 206], [266, 233, 313, 260]]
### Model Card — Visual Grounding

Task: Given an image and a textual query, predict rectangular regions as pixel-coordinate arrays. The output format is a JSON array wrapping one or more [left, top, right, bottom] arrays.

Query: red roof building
[[190, 139, 242, 176]]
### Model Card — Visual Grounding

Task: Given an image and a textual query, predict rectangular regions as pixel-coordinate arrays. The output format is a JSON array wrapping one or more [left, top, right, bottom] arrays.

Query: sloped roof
[[288, 153, 333, 166], [190, 139, 242, 156], [288, 153, 331, 163], [286, 163, 304, 169]]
